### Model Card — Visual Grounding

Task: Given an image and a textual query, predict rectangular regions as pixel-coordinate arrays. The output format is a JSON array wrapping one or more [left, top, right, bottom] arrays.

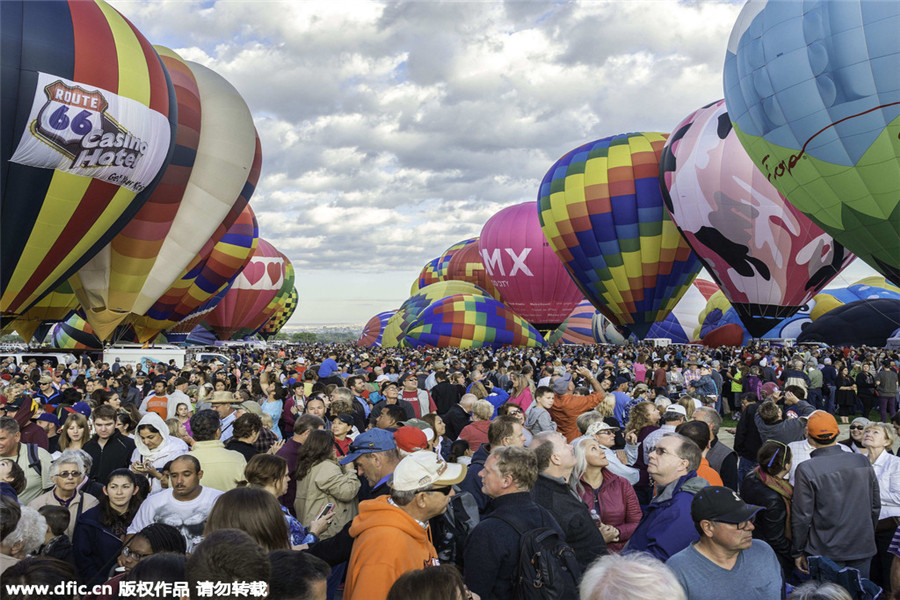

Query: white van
[[104, 345, 186, 372], [0, 351, 78, 369], [644, 338, 672, 348]]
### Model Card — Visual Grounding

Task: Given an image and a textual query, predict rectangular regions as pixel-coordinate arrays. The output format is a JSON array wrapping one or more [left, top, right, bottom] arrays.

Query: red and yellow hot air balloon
[[2, 0, 177, 319]]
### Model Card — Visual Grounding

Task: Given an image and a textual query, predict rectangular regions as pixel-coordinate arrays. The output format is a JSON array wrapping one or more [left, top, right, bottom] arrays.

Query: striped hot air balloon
[[2, 0, 177, 319]]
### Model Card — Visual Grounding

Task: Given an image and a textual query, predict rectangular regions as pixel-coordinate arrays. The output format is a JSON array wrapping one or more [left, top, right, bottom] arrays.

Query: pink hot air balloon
[[205, 239, 284, 340], [479, 202, 584, 329]]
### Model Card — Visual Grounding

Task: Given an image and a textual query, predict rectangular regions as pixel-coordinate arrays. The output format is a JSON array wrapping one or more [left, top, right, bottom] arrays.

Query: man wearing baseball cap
[[340, 428, 402, 501], [345, 451, 465, 600], [792, 410, 880, 579], [666, 486, 782, 600]]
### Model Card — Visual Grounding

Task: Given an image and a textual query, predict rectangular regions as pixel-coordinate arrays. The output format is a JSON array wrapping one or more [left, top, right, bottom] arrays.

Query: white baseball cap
[[391, 451, 466, 492]]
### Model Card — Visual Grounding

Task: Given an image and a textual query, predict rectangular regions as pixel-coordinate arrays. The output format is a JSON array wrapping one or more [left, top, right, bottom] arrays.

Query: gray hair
[[576, 411, 605, 435], [3, 506, 47, 555], [787, 582, 852, 600], [50, 450, 86, 478], [0, 417, 19, 435], [663, 432, 702, 473], [579, 553, 685, 600], [331, 387, 353, 403], [692, 406, 722, 436], [390, 486, 435, 506]]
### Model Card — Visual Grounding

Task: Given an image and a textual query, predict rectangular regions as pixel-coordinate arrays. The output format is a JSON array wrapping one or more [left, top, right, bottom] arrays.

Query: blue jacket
[[72, 505, 124, 585], [624, 471, 708, 561]]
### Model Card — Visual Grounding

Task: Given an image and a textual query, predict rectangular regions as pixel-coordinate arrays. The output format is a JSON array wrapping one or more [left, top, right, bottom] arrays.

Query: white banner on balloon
[[10, 71, 171, 194]]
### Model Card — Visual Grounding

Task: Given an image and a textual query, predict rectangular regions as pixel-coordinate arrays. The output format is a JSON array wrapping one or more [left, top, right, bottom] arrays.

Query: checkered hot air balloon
[[402, 293, 545, 349], [538, 132, 702, 338]]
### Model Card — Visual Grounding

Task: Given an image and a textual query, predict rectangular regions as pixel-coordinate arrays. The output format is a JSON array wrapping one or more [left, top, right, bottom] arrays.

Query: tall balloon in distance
[[1, 0, 177, 317], [660, 99, 855, 337], [538, 133, 702, 338], [480, 202, 584, 330], [723, 0, 900, 285]]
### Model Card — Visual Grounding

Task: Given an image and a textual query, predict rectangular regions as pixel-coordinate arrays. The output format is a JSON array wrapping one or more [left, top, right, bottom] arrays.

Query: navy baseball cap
[[339, 429, 396, 465]]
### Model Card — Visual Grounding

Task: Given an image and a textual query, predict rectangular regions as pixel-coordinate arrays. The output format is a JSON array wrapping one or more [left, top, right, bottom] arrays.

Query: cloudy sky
[[111, 0, 877, 327]]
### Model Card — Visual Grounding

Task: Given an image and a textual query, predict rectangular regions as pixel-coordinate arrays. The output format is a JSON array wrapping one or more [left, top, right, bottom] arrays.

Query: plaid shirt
[[253, 427, 278, 453]]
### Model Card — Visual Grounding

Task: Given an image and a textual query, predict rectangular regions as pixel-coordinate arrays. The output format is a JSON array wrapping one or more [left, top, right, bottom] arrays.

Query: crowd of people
[[0, 341, 899, 600]]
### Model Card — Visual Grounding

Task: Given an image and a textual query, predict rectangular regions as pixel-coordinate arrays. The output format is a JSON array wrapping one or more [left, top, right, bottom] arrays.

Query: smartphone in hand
[[316, 503, 335, 521]]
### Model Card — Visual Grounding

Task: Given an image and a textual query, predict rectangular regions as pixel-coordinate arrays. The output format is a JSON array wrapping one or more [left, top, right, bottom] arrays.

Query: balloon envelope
[[445, 240, 500, 300], [205, 239, 285, 340], [402, 293, 545, 349], [357, 310, 398, 347], [72, 57, 260, 340], [1, 0, 177, 317], [411, 258, 441, 295], [480, 202, 583, 329], [723, 0, 900, 285], [660, 99, 854, 337], [381, 280, 488, 348], [538, 132, 702, 338]]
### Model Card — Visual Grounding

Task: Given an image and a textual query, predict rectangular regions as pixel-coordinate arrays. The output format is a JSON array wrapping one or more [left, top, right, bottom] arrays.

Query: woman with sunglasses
[[838, 417, 871, 454], [739, 441, 794, 579], [862, 423, 900, 590], [27, 450, 98, 539]]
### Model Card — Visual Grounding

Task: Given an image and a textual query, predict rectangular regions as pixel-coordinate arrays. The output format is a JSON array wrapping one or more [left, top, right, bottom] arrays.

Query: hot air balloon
[[2, 0, 177, 318], [255, 258, 295, 337], [135, 202, 260, 341], [480, 202, 584, 330], [644, 278, 720, 343], [696, 291, 751, 347], [547, 300, 600, 345], [51, 313, 103, 350], [259, 287, 298, 340], [660, 99, 855, 337], [723, 0, 900, 285], [436, 239, 477, 281], [538, 133, 702, 337], [71, 55, 261, 340], [798, 299, 900, 347], [205, 239, 285, 340], [2, 281, 79, 343], [357, 310, 398, 347], [402, 293, 545, 349], [810, 277, 900, 321], [445, 240, 501, 300], [381, 280, 489, 348], [410, 258, 441, 295]]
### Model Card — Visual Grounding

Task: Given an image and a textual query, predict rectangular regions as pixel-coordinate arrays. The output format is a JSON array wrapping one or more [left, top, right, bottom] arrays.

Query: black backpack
[[486, 512, 581, 600]]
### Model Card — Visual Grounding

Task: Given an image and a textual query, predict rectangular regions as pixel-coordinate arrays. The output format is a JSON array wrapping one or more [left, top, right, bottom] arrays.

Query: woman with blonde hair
[[571, 437, 641, 552], [508, 373, 534, 412], [863, 422, 900, 588], [458, 399, 494, 449], [624, 401, 661, 506]]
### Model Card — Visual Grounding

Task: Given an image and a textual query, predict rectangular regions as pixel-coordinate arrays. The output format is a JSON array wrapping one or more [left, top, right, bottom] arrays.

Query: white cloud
[[108, 0, 879, 327]]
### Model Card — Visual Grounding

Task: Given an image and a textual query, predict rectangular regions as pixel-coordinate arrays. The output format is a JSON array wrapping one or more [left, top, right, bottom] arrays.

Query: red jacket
[[578, 469, 642, 553]]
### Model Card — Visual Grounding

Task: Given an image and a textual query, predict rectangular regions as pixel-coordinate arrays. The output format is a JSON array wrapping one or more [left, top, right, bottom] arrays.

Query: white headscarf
[[133, 412, 189, 464]]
